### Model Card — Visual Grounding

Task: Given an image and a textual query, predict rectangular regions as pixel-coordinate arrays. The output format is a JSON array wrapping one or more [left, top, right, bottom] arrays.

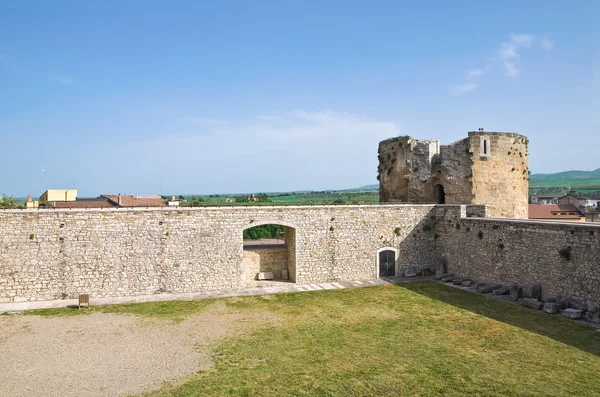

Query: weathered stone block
[[435, 262, 446, 277], [435, 273, 453, 280], [461, 280, 473, 287], [520, 298, 543, 310], [420, 268, 434, 277], [493, 287, 509, 295], [561, 308, 583, 319], [480, 284, 502, 294], [586, 304, 600, 324], [441, 276, 455, 282], [451, 278, 465, 285], [509, 284, 521, 301], [404, 267, 419, 277], [568, 299, 588, 312], [257, 272, 274, 281], [521, 284, 541, 300], [549, 296, 569, 310], [543, 303, 560, 314]]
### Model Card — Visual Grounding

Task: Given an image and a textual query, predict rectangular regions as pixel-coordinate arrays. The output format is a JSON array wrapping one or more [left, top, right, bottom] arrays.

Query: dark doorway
[[435, 184, 446, 204], [379, 250, 396, 277]]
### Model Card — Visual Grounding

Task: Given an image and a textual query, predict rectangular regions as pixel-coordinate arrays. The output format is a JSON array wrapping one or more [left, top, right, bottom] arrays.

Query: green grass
[[19, 282, 600, 396], [21, 299, 213, 322]]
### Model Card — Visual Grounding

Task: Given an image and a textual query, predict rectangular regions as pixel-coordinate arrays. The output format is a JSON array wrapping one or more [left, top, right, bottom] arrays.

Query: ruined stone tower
[[378, 131, 529, 218]]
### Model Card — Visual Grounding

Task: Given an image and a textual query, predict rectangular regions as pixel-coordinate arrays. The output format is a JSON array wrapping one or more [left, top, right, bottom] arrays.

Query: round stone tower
[[467, 131, 529, 219], [378, 131, 529, 219]]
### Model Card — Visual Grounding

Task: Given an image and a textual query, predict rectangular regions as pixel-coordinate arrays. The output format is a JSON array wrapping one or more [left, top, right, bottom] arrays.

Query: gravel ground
[[0, 304, 271, 397]]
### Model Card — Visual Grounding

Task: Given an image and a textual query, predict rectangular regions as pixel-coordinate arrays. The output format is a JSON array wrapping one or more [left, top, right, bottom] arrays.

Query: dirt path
[[0, 304, 271, 397]]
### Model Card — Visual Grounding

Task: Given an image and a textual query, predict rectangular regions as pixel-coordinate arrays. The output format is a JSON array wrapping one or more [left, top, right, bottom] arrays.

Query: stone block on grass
[[561, 308, 583, 320], [451, 278, 465, 285], [493, 287, 509, 295], [420, 267, 434, 277], [520, 298, 543, 310], [435, 262, 446, 277], [435, 273, 453, 280], [461, 280, 474, 287], [543, 303, 560, 314], [441, 276, 455, 282], [404, 267, 419, 277], [509, 284, 521, 301], [568, 299, 588, 312], [480, 284, 502, 294], [586, 304, 600, 324]]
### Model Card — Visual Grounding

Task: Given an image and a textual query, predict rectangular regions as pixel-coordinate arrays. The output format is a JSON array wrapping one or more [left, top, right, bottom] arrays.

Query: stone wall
[[0, 205, 438, 302], [435, 209, 600, 307], [2, 204, 599, 309], [241, 246, 288, 284]]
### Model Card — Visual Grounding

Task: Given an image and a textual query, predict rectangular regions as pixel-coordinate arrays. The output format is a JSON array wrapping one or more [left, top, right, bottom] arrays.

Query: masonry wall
[[436, 212, 600, 307], [469, 132, 529, 219], [241, 247, 288, 284], [0, 205, 439, 302]]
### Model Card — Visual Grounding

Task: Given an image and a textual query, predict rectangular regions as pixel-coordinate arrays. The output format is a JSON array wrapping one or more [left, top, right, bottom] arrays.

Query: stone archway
[[241, 222, 297, 285]]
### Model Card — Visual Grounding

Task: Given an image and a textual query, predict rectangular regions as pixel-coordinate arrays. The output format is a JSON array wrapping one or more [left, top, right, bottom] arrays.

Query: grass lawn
[[24, 282, 600, 396]]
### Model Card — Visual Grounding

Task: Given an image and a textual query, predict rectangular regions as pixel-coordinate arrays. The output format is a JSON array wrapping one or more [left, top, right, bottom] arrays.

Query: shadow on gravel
[[397, 281, 600, 358]]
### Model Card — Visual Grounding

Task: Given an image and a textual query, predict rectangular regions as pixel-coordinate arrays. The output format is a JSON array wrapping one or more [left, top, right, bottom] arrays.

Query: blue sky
[[1, 1, 598, 197]]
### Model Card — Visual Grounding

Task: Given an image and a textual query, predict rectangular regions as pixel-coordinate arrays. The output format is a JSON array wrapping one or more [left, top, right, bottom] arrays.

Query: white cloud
[[509, 33, 534, 48], [539, 37, 554, 50], [467, 68, 486, 77], [504, 62, 519, 77], [48, 76, 73, 85], [100, 110, 401, 193], [498, 42, 519, 60], [451, 83, 478, 96]]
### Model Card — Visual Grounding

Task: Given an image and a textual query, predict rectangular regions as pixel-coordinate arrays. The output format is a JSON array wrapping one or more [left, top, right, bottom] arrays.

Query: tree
[[0, 194, 19, 209]]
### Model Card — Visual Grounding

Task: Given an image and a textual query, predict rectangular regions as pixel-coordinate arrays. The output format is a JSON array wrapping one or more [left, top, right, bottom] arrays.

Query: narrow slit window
[[480, 136, 491, 157]]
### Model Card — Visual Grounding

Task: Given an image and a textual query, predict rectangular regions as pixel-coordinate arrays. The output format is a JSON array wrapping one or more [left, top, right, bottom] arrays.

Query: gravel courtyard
[[0, 303, 271, 397]]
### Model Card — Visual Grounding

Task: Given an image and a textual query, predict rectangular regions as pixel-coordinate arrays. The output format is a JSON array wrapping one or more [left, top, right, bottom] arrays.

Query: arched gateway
[[240, 222, 297, 285]]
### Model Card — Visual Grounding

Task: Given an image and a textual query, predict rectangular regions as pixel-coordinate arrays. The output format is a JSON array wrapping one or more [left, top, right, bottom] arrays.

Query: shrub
[[559, 247, 572, 261]]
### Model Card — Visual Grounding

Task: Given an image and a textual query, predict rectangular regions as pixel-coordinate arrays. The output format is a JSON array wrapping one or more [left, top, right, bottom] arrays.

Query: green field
[[178, 189, 380, 207], [24, 282, 600, 396]]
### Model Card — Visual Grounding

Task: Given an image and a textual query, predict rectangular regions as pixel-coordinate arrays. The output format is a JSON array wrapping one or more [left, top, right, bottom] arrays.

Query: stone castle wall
[[434, 206, 600, 307], [0, 205, 439, 303], [1, 205, 598, 310], [378, 132, 529, 219]]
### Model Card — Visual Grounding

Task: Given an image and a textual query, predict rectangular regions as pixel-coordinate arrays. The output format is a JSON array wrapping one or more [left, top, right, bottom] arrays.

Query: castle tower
[[378, 131, 529, 219]]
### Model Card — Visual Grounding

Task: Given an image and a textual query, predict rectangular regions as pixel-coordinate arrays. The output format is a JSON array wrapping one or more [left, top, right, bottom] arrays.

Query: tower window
[[479, 136, 491, 157]]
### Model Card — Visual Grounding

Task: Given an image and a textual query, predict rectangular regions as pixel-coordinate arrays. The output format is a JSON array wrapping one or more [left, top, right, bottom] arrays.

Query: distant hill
[[530, 168, 600, 188], [344, 184, 379, 191]]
